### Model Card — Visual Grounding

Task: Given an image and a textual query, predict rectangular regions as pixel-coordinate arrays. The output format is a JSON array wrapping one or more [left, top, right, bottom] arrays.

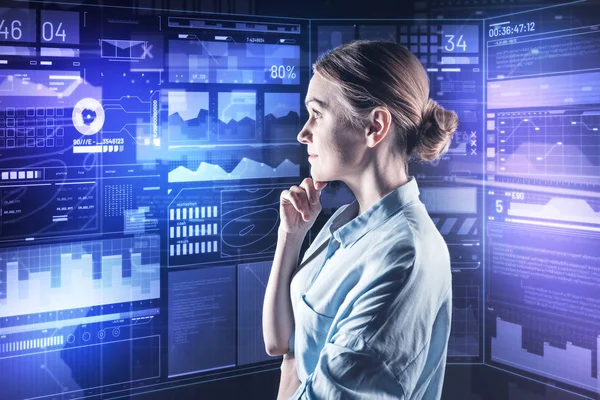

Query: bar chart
[[0, 235, 160, 318], [491, 317, 600, 392]]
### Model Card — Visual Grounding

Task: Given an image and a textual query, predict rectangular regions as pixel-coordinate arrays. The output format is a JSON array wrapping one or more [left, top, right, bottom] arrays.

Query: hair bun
[[414, 99, 459, 162]]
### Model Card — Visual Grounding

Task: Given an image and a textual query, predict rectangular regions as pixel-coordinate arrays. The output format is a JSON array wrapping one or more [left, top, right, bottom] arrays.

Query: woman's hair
[[313, 40, 459, 162]]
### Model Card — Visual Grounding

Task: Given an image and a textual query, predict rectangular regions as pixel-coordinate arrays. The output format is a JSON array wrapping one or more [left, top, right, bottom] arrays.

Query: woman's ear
[[366, 107, 392, 148]]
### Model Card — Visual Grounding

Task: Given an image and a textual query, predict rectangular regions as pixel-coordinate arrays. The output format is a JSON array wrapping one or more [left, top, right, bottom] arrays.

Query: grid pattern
[[0, 107, 66, 149], [448, 285, 480, 357]]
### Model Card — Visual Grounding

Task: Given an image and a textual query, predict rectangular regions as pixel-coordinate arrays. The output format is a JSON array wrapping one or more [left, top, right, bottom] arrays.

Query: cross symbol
[[142, 42, 153, 59]]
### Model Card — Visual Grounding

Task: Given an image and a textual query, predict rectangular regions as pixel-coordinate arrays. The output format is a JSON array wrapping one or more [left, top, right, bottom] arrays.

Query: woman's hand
[[279, 177, 328, 237], [277, 352, 301, 400]]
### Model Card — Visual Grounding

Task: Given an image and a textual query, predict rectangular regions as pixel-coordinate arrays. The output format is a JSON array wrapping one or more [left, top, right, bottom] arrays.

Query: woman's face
[[297, 72, 365, 183]]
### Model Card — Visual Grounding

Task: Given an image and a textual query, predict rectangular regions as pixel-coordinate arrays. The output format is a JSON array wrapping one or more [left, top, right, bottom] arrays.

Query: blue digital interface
[[0, 5, 308, 399], [0, 1, 599, 399], [483, 2, 600, 398]]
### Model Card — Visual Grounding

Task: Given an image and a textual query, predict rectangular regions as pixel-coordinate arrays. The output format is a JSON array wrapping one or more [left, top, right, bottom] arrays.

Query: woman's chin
[[310, 165, 337, 184], [309, 170, 323, 181]]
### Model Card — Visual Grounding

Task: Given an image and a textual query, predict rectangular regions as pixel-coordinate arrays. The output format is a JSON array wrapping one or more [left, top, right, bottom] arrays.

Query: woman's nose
[[297, 123, 311, 144]]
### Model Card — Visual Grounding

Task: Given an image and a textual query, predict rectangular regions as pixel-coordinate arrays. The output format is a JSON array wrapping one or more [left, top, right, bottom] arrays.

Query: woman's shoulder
[[364, 205, 450, 275]]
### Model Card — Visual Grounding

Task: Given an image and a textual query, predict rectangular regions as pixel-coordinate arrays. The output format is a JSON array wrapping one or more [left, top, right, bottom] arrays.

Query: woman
[[263, 39, 459, 400]]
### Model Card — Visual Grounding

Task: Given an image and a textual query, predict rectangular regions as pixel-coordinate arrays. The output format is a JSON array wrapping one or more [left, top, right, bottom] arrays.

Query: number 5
[[495, 199, 503, 213]]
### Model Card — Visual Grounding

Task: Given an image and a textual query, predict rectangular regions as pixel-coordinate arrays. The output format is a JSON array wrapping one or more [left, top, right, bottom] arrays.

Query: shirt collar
[[328, 177, 420, 249]]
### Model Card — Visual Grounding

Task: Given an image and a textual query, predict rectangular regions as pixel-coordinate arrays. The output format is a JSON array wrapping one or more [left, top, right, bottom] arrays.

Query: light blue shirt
[[286, 177, 452, 399]]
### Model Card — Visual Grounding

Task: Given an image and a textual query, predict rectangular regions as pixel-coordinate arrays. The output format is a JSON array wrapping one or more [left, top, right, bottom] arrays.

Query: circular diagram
[[72, 98, 105, 135]]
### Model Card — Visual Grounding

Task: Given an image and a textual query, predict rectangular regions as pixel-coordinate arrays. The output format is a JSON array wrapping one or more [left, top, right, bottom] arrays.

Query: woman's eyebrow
[[305, 97, 328, 110]]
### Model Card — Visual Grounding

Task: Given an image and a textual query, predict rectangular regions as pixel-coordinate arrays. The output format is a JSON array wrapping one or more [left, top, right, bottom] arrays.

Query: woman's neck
[[344, 158, 410, 216]]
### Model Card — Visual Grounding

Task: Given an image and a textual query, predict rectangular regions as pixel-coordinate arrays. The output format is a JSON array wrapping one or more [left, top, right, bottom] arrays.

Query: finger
[[300, 178, 317, 204], [280, 189, 303, 216], [289, 186, 309, 219], [281, 187, 305, 217]]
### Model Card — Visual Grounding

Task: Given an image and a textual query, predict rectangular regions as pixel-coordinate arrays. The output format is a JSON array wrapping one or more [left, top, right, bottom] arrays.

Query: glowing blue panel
[[237, 261, 278, 365], [0, 8, 36, 43], [218, 91, 257, 141], [168, 39, 299, 85], [0, 235, 160, 319], [441, 25, 479, 53], [167, 91, 209, 145], [168, 266, 236, 377], [40, 10, 79, 45], [264, 92, 300, 143]]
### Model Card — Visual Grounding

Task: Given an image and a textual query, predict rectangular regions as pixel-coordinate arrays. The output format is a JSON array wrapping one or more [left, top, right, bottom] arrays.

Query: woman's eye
[[312, 110, 322, 119]]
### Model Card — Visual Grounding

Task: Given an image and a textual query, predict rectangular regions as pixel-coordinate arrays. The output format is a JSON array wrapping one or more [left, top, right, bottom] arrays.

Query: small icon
[[72, 98, 105, 135]]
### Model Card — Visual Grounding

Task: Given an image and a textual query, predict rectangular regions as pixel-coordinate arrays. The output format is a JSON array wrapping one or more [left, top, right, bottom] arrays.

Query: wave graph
[[508, 196, 600, 226], [264, 92, 300, 142], [218, 92, 256, 141], [167, 91, 209, 144], [169, 157, 299, 182]]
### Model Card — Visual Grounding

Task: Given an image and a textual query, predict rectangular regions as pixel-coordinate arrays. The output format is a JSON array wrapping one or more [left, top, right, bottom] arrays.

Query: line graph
[[496, 112, 600, 184]]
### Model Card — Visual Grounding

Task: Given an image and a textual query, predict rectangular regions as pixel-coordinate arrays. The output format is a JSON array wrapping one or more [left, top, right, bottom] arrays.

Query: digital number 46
[[0, 19, 23, 40]]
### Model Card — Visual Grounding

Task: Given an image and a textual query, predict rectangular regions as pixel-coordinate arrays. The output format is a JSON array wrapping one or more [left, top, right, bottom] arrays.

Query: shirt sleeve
[[285, 332, 405, 400], [285, 258, 415, 400]]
